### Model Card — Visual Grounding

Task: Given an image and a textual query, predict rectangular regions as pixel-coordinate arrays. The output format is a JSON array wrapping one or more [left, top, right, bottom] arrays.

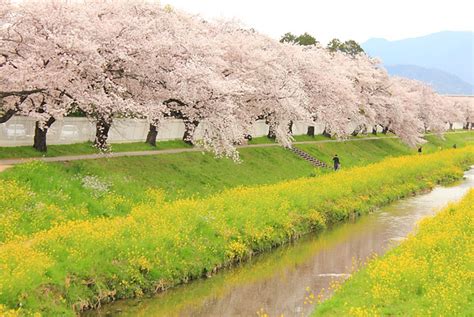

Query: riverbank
[[313, 188, 474, 316], [0, 148, 472, 315]]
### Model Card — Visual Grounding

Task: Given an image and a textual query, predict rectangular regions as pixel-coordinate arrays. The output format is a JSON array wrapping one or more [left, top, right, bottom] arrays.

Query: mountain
[[362, 31, 474, 94], [385, 64, 474, 95]]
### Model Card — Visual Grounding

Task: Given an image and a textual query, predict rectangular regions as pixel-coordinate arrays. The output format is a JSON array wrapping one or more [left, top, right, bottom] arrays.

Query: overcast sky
[[161, 0, 474, 44]]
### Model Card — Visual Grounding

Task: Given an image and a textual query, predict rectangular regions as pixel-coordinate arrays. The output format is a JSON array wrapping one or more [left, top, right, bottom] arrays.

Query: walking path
[[0, 136, 400, 168]]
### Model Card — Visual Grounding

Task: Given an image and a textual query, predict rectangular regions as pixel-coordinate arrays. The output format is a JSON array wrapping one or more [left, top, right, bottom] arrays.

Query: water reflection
[[86, 168, 474, 317]]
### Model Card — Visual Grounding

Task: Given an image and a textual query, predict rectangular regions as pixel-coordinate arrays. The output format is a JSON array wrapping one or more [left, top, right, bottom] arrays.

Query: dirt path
[[0, 136, 401, 167]]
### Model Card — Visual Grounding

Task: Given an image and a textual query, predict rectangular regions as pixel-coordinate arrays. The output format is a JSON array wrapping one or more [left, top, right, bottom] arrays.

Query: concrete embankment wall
[[0, 116, 465, 147]]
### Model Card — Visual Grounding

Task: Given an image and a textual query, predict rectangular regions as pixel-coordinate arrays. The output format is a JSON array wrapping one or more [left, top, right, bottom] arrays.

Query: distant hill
[[362, 31, 474, 94], [385, 64, 474, 95]]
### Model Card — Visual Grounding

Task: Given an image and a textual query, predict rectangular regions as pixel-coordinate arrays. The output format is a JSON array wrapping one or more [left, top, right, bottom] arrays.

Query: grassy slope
[[1, 132, 473, 207], [313, 189, 474, 316], [0, 147, 315, 208], [61, 131, 474, 200], [0, 134, 472, 243], [0, 139, 192, 159], [296, 131, 474, 168], [0, 131, 469, 160], [0, 134, 337, 159], [0, 135, 282, 159]]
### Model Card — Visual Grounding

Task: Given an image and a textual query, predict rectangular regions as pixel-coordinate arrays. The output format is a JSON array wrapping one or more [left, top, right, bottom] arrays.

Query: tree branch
[[0, 109, 17, 124], [0, 88, 46, 99]]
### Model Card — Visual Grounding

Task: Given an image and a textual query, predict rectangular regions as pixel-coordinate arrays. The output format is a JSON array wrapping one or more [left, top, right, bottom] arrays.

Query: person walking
[[333, 154, 340, 171]]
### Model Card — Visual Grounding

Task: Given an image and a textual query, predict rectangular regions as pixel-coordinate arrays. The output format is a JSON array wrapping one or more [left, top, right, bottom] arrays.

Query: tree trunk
[[322, 127, 331, 138], [267, 124, 276, 139], [449, 122, 454, 130], [372, 125, 378, 135], [351, 125, 361, 137], [288, 121, 294, 134], [361, 125, 368, 135], [382, 126, 389, 134], [264, 115, 277, 139], [145, 124, 158, 146], [423, 123, 429, 133], [307, 126, 315, 137], [183, 120, 199, 145], [94, 117, 111, 149], [33, 125, 48, 152], [33, 117, 56, 152]]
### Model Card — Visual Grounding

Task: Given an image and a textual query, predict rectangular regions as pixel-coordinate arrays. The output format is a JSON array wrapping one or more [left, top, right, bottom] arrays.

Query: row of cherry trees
[[1, 1, 472, 156]]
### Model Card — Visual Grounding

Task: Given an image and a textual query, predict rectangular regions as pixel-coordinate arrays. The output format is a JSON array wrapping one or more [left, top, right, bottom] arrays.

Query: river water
[[86, 168, 474, 317]]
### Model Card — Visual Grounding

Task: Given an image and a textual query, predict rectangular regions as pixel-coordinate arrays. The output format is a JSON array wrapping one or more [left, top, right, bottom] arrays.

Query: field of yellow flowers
[[313, 188, 474, 316], [0, 147, 473, 315]]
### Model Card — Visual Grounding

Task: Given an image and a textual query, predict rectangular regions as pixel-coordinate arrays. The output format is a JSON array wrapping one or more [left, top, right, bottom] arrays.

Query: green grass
[[0, 139, 191, 159], [423, 132, 474, 151], [216, 132, 376, 145], [0, 148, 472, 316], [246, 136, 277, 144], [0, 133, 472, 250], [0, 132, 471, 239], [313, 189, 474, 316], [1, 131, 470, 160], [0, 147, 315, 208], [0, 146, 317, 242], [296, 138, 411, 168], [250, 132, 397, 144], [297, 131, 474, 168], [1, 132, 473, 214]]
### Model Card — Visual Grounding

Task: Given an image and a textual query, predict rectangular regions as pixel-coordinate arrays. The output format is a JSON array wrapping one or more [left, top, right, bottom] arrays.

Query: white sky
[[161, 0, 474, 44]]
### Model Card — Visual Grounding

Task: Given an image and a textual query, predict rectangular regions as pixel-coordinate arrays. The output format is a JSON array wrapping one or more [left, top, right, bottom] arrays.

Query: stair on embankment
[[288, 147, 329, 169]]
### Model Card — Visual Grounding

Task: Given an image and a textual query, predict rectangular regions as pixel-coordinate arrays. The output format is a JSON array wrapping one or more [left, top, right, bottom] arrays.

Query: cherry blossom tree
[[381, 77, 459, 146], [2, 0, 458, 155], [440, 96, 463, 130], [213, 23, 310, 147], [341, 54, 391, 136], [297, 47, 362, 138], [411, 80, 447, 134], [1, 0, 81, 151], [381, 77, 426, 146], [450, 96, 474, 129], [73, 3, 245, 154]]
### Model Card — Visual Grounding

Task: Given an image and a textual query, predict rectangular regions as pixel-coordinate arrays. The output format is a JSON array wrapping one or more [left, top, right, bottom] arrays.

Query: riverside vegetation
[[313, 188, 474, 316], [2, 132, 473, 204], [0, 146, 472, 315], [0, 134, 472, 241]]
